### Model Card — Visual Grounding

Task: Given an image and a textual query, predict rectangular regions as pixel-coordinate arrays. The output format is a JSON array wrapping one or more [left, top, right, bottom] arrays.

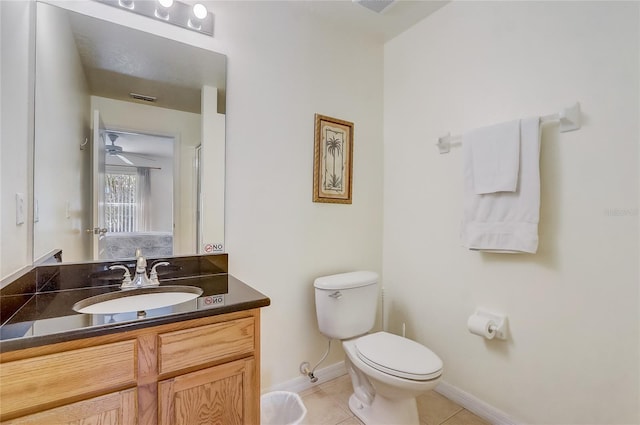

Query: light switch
[[16, 193, 25, 225]]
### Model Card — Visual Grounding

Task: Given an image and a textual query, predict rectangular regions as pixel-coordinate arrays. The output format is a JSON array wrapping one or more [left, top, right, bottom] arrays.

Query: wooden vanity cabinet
[[0, 309, 261, 425]]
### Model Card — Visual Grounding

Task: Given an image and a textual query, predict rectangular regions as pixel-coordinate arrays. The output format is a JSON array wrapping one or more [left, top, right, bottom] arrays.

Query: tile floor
[[298, 375, 490, 425]]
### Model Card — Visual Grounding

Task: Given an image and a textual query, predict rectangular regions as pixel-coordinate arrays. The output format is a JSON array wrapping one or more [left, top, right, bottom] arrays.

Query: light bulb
[[192, 3, 207, 20], [118, 0, 134, 9], [155, 0, 173, 19]]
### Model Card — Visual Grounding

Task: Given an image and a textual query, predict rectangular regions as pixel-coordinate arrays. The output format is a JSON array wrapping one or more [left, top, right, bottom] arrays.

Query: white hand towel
[[465, 119, 520, 194], [461, 116, 541, 254]]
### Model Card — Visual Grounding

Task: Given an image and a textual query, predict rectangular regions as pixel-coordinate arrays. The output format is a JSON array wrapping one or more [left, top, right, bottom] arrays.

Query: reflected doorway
[[99, 129, 175, 260]]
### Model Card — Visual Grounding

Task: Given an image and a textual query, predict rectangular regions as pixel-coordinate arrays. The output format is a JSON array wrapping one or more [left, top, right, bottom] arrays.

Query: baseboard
[[435, 380, 521, 425], [262, 361, 347, 395]]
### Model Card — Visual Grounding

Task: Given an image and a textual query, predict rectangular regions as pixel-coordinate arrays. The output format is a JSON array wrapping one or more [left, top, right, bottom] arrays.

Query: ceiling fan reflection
[[105, 133, 157, 166]]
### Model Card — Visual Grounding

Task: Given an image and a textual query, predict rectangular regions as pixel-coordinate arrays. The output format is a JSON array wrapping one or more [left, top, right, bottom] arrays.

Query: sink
[[72, 285, 203, 314]]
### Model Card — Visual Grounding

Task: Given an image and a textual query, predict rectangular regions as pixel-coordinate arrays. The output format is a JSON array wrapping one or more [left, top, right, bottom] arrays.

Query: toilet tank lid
[[314, 271, 378, 290]]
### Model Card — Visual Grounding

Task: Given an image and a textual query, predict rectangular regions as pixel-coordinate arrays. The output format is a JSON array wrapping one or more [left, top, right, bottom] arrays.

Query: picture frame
[[313, 114, 354, 204]]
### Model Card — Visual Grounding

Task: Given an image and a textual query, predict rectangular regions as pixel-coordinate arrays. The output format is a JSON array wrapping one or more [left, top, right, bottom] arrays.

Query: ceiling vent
[[353, 0, 395, 14], [129, 92, 157, 102]]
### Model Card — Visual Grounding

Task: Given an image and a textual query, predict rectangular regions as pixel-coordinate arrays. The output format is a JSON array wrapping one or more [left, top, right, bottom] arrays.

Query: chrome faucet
[[109, 249, 170, 289], [131, 255, 152, 287]]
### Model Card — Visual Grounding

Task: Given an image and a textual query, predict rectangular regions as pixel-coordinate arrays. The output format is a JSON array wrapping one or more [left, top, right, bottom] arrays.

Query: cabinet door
[[158, 357, 257, 425], [1, 388, 137, 425]]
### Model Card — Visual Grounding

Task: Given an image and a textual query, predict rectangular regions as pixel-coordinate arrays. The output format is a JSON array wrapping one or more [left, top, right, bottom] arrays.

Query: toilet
[[314, 271, 443, 425]]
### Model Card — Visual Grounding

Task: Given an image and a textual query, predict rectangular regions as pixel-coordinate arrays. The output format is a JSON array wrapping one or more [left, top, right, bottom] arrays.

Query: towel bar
[[436, 102, 581, 154]]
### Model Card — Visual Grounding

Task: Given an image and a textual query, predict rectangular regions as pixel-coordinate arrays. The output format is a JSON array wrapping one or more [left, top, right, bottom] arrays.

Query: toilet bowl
[[343, 332, 442, 425], [313, 271, 444, 425]]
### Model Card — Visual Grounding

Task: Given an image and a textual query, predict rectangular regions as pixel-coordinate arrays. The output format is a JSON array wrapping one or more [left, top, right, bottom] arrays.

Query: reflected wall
[[0, 1, 34, 279]]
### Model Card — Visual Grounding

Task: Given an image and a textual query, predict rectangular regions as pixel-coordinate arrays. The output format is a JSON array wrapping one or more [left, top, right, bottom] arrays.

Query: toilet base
[[348, 392, 420, 425]]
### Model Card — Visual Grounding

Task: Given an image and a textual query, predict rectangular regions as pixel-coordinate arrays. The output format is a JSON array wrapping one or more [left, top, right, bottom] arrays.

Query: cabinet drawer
[[0, 340, 137, 420], [1, 388, 137, 425], [158, 317, 254, 375]]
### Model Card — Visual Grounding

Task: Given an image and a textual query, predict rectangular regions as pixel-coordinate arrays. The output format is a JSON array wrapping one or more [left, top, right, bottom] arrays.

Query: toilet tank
[[314, 271, 379, 340]]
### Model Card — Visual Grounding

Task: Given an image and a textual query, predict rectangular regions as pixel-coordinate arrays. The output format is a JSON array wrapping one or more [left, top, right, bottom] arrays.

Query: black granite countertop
[[0, 255, 270, 353]]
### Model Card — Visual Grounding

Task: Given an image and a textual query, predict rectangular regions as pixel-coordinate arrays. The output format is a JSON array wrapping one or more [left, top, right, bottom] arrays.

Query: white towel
[[461, 116, 541, 254], [465, 119, 521, 194]]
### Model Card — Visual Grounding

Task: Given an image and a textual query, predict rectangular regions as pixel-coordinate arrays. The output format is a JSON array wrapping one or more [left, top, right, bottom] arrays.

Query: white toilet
[[314, 271, 443, 425]]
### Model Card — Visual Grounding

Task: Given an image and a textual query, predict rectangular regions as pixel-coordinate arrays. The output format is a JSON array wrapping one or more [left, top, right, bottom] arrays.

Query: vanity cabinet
[[0, 309, 261, 425]]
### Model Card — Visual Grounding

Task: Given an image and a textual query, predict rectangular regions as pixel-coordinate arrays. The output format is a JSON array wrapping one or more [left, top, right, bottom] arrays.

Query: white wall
[[383, 2, 639, 424], [217, 2, 384, 389], [1, 1, 33, 280], [33, 3, 91, 264]]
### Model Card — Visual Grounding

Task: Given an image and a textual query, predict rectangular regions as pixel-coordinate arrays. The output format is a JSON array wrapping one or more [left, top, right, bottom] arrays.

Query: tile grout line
[[437, 407, 465, 425]]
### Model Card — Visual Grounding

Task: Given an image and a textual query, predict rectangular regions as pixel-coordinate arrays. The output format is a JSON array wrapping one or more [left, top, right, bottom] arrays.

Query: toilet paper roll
[[467, 315, 496, 339]]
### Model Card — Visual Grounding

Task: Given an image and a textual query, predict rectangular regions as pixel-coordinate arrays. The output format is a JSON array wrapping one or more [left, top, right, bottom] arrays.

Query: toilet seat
[[355, 332, 443, 381]]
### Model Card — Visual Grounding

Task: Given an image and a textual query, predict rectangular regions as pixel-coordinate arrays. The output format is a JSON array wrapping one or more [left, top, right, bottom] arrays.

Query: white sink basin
[[72, 285, 203, 314]]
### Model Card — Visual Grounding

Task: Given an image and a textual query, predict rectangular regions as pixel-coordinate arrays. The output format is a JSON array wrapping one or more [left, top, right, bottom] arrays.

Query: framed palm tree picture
[[313, 113, 354, 204]]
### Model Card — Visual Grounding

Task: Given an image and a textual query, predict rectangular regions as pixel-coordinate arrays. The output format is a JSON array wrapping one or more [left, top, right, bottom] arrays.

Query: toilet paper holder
[[469, 309, 508, 340]]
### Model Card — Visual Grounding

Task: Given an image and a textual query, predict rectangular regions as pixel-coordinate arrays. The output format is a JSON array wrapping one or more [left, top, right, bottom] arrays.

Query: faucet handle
[[149, 261, 170, 285], [109, 264, 132, 288]]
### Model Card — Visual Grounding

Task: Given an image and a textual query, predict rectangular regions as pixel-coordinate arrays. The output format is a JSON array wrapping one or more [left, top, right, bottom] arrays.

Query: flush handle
[[329, 291, 342, 299]]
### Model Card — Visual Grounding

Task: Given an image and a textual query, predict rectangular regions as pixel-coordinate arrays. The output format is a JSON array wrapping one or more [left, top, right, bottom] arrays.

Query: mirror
[[32, 2, 226, 264]]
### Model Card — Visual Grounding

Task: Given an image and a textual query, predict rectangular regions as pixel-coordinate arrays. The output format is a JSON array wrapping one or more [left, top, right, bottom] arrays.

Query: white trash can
[[260, 391, 307, 425]]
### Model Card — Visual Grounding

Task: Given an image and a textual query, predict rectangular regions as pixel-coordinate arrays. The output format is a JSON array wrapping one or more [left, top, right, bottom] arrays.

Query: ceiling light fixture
[[95, 0, 214, 36]]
